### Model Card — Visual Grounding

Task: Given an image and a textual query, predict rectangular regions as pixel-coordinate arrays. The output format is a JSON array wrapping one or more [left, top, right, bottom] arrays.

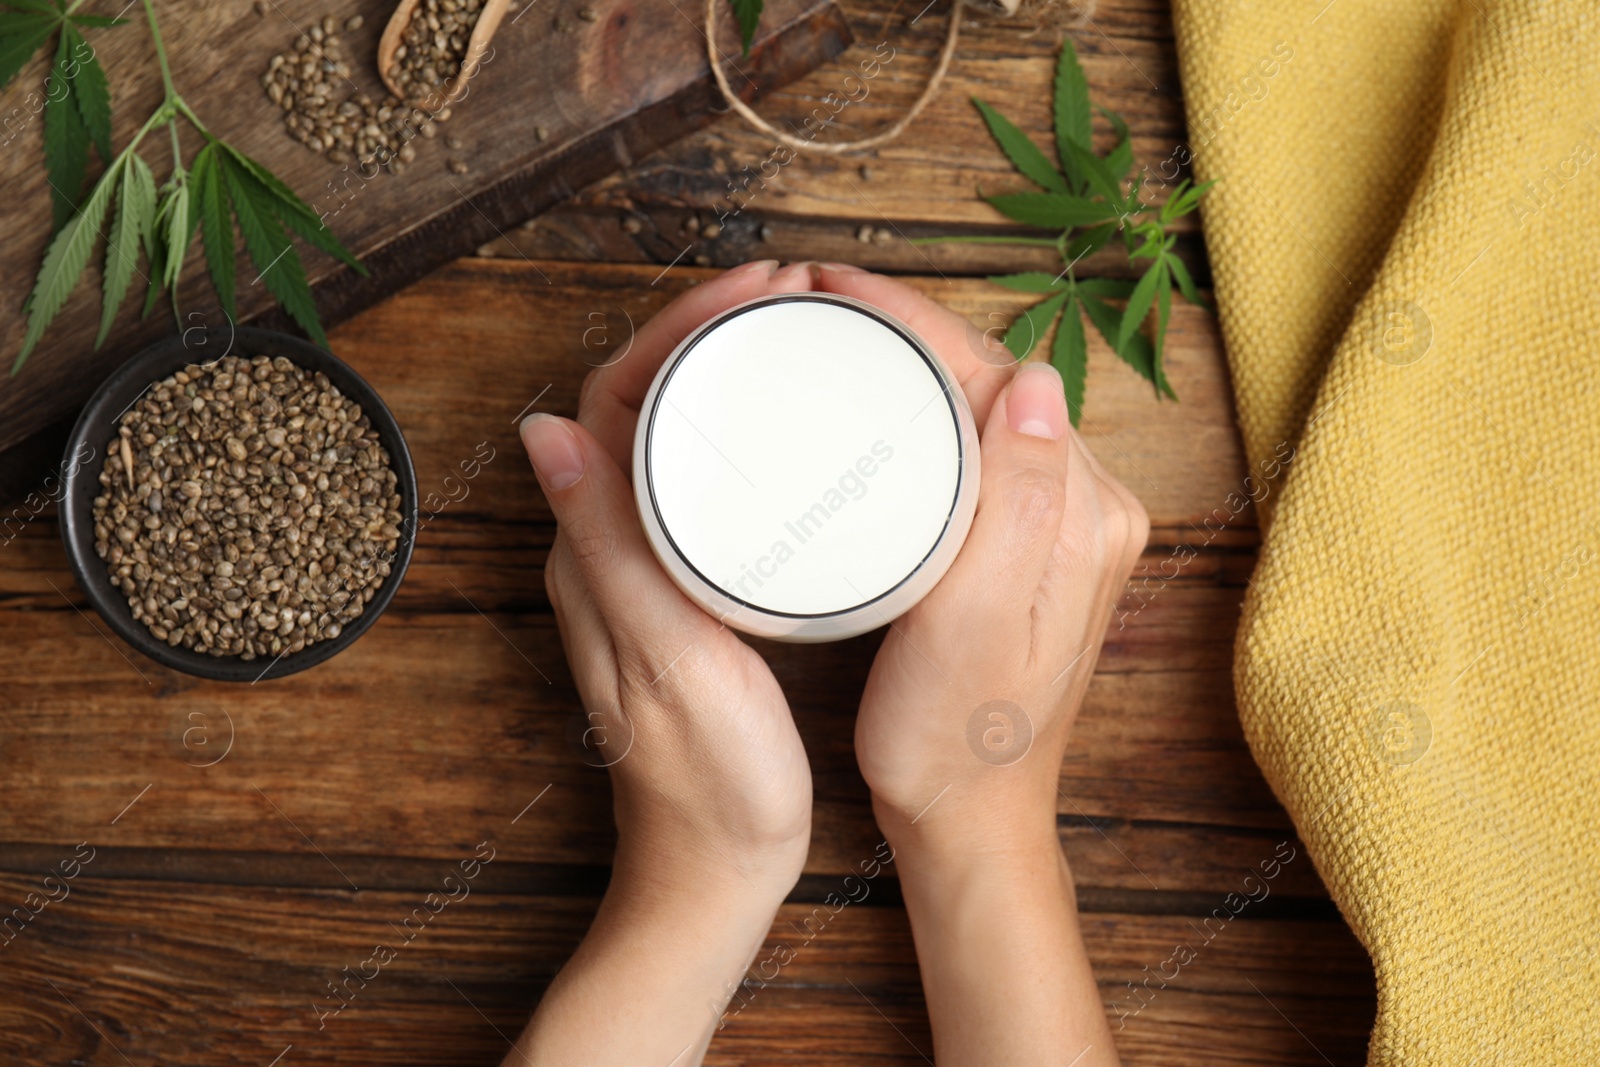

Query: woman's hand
[[532, 260, 821, 886], [815, 264, 1147, 1067], [814, 264, 1148, 832], [504, 261, 821, 1067]]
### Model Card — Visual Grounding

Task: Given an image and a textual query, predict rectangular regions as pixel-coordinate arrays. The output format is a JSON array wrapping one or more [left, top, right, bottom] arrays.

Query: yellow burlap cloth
[[1170, 1, 1600, 1061]]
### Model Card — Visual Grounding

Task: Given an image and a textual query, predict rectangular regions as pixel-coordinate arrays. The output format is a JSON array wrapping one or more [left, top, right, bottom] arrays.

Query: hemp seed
[[91, 354, 405, 661]]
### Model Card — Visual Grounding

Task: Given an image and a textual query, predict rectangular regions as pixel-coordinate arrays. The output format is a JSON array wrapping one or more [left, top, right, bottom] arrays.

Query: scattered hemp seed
[[447, 158, 469, 174], [264, 29, 406, 169], [622, 216, 643, 234], [91, 355, 404, 661], [856, 224, 875, 243], [261, 0, 479, 178]]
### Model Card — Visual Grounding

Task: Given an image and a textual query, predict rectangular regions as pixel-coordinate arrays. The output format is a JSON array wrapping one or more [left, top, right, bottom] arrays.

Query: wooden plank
[[0, 0, 851, 456], [0, 838, 1337, 916], [0, 257, 1254, 545], [0, 261, 1280, 891], [492, 0, 1198, 270], [573, 0, 1187, 224], [0, 582, 1299, 884], [487, 204, 1210, 283], [275, 259, 1250, 530], [0, 872, 1373, 1066]]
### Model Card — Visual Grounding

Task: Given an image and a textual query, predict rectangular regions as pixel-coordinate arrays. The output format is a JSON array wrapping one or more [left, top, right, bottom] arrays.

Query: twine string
[[704, 0, 965, 154]]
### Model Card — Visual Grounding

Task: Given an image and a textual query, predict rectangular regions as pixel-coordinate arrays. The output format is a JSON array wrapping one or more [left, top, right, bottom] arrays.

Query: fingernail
[[520, 413, 585, 490], [770, 261, 818, 285], [1007, 363, 1067, 441], [728, 259, 779, 278], [819, 261, 866, 275]]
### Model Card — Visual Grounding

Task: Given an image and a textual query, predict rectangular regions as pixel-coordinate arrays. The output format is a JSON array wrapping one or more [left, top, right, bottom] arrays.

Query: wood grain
[[482, 0, 1201, 275], [0, 592, 1302, 890], [0, 0, 850, 456], [0, 261, 1275, 867], [0, 253, 1343, 1064], [0, 0, 1380, 1061], [0, 255, 1376, 1062], [0, 872, 1374, 1066]]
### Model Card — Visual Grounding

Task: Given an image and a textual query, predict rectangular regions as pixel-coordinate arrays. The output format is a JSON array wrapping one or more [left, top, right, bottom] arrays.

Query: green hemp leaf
[[916, 38, 1216, 425], [10, 0, 368, 374]]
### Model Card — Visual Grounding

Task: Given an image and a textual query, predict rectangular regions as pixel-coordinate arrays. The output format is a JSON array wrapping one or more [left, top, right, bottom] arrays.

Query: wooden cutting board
[[0, 0, 849, 462]]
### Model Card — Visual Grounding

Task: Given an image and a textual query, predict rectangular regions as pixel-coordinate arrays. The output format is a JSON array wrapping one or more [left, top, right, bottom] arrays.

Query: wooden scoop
[[377, 0, 511, 110]]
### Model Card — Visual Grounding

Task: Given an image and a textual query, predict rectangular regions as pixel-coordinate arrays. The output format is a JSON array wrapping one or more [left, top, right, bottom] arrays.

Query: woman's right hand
[[813, 266, 1149, 838], [816, 263, 1146, 1067]]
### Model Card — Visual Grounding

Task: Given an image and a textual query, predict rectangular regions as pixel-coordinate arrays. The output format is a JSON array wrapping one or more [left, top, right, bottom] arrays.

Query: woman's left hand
[[504, 261, 825, 1067]]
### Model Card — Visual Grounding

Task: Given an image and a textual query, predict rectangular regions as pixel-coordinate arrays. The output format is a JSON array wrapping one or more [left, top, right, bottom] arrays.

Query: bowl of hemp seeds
[[58, 328, 418, 682]]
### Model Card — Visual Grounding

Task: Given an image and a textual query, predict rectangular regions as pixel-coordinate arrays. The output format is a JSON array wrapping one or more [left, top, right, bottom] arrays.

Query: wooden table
[[0, 1, 1378, 1063]]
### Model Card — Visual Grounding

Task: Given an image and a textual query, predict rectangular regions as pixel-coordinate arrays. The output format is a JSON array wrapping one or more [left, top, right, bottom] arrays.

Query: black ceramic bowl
[[59, 327, 418, 682]]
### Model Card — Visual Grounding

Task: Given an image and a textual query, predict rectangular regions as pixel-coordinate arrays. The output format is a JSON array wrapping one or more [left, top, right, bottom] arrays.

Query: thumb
[[934, 362, 1078, 623], [519, 413, 688, 638]]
